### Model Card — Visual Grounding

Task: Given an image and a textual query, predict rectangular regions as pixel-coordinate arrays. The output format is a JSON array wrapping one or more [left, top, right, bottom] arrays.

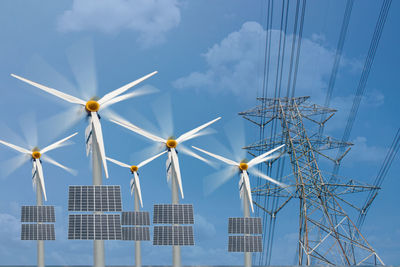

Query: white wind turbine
[[0, 132, 77, 267], [106, 151, 167, 208], [191, 144, 286, 213], [0, 132, 78, 201], [106, 151, 166, 267], [109, 115, 221, 200], [11, 71, 158, 178], [192, 144, 286, 267]]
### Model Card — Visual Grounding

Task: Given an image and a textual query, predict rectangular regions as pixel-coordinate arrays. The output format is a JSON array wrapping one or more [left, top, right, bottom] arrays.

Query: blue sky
[[0, 0, 399, 265]]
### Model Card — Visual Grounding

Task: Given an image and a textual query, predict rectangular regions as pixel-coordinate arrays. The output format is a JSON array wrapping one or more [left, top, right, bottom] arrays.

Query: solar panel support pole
[[171, 160, 181, 267], [243, 185, 251, 267], [134, 186, 142, 267], [92, 127, 105, 267], [36, 173, 45, 267]]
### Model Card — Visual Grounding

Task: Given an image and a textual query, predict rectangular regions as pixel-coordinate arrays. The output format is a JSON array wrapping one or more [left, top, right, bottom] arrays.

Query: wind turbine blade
[[204, 166, 237, 195], [106, 157, 131, 169], [0, 154, 30, 177], [179, 145, 215, 167], [11, 74, 86, 105], [110, 117, 166, 143], [133, 171, 143, 208], [91, 112, 109, 178], [176, 117, 221, 143], [170, 148, 184, 199], [130, 178, 135, 196], [42, 154, 77, 175], [35, 159, 47, 201], [248, 167, 287, 188], [192, 146, 238, 166], [248, 144, 285, 167], [100, 85, 159, 110], [242, 171, 254, 213], [137, 150, 167, 168], [98, 71, 158, 105], [151, 94, 173, 138], [0, 139, 30, 154], [41, 132, 78, 154], [19, 112, 38, 149]]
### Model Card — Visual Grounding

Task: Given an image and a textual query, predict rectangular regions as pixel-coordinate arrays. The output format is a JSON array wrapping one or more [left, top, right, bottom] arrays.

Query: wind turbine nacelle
[[32, 151, 41, 159], [85, 100, 100, 112], [239, 162, 248, 171], [166, 139, 177, 148], [130, 165, 138, 173]]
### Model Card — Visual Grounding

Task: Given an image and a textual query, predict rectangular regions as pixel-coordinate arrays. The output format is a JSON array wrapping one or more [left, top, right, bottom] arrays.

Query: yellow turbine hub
[[239, 162, 248, 171], [130, 165, 138, 173], [85, 100, 100, 112], [32, 151, 41, 159], [166, 139, 178, 148]]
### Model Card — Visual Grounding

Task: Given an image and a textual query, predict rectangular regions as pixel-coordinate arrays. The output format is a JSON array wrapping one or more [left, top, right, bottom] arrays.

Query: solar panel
[[153, 225, 194, 246], [21, 224, 55, 240], [68, 185, 122, 212], [228, 236, 263, 252], [122, 227, 150, 241], [121, 211, 150, 226], [153, 204, 194, 224], [21, 206, 55, 223], [228, 217, 262, 234], [68, 214, 122, 240]]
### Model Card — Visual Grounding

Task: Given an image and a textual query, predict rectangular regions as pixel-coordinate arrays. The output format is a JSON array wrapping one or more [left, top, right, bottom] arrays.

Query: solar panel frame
[[121, 211, 150, 225], [228, 236, 263, 252], [21, 206, 55, 223], [122, 226, 150, 241], [153, 204, 194, 224], [68, 214, 122, 240], [228, 217, 262, 234], [153, 225, 194, 246], [21, 223, 55, 240], [68, 185, 122, 212]]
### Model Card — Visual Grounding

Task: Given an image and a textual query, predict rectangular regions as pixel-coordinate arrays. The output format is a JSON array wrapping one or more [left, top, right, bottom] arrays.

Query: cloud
[[194, 213, 216, 240], [57, 0, 181, 47], [173, 21, 358, 102], [346, 136, 387, 163]]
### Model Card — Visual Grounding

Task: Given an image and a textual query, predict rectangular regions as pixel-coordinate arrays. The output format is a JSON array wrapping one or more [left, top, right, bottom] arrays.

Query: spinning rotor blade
[[1, 153, 30, 177], [91, 112, 109, 178], [98, 71, 158, 105], [42, 154, 77, 175], [106, 157, 130, 169], [179, 145, 214, 167], [133, 171, 143, 208], [192, 146, 238, 166], [204, 166, 237, 195], [41, 132, 78, 154], [170, 148, 184, 199], [176, 117, 221, 144], [34, 159, 47, 201], [247, 144, 285, 167], [248, 167, 286, 189], [130, 178, 135, 196], [0, 139, 30, 154], [242, 171, 254, 213], [11, 74, 86, 105], [100, 85, 159, 110], [110, 117, 166, 143], [137, 150, 167, 168]]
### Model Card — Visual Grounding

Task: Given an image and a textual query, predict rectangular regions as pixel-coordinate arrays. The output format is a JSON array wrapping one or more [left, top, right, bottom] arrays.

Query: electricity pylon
[[239, 96, 383, 265]]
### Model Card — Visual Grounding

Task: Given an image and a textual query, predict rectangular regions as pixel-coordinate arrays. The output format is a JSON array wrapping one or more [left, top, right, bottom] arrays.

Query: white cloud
[[173, 21, 356, 101], [346, 136, 387, 163], [57, 0, 181, 47], [194, 213, 216, 240]]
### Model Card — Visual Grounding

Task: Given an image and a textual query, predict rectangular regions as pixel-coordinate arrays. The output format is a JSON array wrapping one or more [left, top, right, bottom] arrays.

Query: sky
[[0, 0, 399, 265]]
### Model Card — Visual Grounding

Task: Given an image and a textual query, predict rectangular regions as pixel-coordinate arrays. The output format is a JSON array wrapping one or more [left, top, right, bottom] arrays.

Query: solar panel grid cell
[[122, 226, 150, 241], [228, 236, 262, 252], [153, 204, 194, 224], [68, 214, 122, 240], [228, 217, 262, 234], [121, 211, 150, 225], [153, 225, 194, 246], [21, 206, 56, 223], [21, 223, 55, 240], [68, 186, 122, 212]]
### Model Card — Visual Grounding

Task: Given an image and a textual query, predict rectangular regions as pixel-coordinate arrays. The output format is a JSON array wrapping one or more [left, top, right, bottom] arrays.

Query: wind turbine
[[0, 132, 77, 267], [191, 144, 286, 267], [109, 114, 220, 267], [11, 71, 157, 178], [106, 151, 166, 267], [11, 71, 157, 267]]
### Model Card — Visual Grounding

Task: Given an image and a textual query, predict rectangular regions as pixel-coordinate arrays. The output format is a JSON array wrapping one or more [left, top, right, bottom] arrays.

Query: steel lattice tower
[[239, 96, 383, 265]]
